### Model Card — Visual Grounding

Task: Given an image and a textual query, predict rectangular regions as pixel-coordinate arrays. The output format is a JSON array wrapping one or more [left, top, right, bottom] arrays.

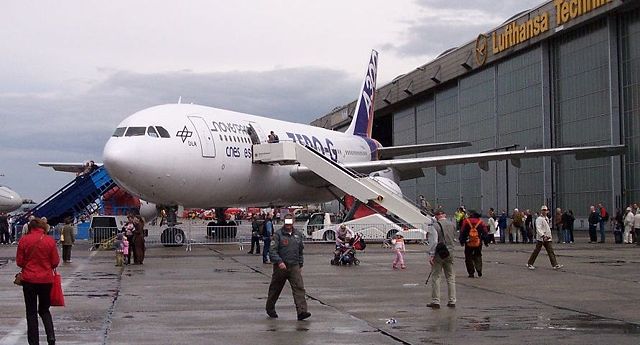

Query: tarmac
[[0, 234, 639, 345]]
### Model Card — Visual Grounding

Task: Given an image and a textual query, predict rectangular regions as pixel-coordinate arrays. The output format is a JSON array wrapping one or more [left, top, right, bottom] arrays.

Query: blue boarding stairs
[[26, 166, 116, 226]]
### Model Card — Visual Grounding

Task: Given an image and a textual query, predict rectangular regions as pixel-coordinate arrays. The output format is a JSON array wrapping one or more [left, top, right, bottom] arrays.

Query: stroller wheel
[[330, 258, 336, 265], [354, 259, 360, 266]]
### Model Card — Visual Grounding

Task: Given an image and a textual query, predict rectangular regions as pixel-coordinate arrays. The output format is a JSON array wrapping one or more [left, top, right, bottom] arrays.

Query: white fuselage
[[103, 104, 376, 208], [0, 185, 22, 212]]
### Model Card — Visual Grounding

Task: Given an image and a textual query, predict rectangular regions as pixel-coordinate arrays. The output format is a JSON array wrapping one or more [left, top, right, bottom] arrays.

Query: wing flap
[[377, 141, 472, 159]]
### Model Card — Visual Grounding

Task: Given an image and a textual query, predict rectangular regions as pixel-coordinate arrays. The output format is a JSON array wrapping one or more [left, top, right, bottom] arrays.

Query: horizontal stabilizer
[[378, 141, 472, 159]]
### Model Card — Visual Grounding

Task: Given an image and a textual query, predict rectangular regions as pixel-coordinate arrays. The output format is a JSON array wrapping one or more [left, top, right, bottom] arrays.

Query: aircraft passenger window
[[224, 135, 228, 141], [125, 127, 146, 136], [220, 135, 224, 141], [147, 126, 159, 138], [155, 126, 171, 138], [112, 127, 126, 137]]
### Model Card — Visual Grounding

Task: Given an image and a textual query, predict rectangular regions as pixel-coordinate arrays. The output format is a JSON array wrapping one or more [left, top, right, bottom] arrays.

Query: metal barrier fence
[[90, 221, 434, 251]]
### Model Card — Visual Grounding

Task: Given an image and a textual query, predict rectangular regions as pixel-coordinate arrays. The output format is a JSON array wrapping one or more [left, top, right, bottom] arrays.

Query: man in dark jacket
[[248, 216, 261, 254], [266, 214, 310, 321], [498, 211, 508, 243], [459, 210, 489, 278], [0, 213, 9, 244], [588, 206, 600, 243]]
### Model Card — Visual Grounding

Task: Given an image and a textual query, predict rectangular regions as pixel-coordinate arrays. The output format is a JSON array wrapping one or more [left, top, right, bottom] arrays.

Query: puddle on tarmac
[[449, 313, 640, 334], [549, 314, 640, 334]]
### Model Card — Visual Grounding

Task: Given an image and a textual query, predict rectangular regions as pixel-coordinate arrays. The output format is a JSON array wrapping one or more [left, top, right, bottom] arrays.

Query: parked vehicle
[[89, 215, 128, 247], [307, 212, 431, 242]]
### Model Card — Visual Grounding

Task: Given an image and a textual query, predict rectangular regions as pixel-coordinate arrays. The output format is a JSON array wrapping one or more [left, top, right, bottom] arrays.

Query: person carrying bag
[[427, 211, 457, 309], [16, 217, 60, 345]]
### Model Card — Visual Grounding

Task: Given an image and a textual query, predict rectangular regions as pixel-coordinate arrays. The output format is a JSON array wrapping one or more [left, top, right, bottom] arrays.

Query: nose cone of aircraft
[[0, 187, 22, 212], [103, 138, 141, 192]]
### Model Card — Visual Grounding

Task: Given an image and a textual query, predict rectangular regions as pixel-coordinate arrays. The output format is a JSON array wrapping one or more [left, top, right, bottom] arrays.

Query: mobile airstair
[[26, 166, 116, 226], [252, 142, 430, 227]]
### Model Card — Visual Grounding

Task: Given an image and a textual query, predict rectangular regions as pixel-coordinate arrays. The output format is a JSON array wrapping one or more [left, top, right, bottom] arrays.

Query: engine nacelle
[[369, 169, 403, 197], [139, 201, 158, 222]]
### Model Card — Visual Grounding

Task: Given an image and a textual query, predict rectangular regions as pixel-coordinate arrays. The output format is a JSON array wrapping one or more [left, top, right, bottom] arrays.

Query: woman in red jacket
[[16, 217, 59, 345]]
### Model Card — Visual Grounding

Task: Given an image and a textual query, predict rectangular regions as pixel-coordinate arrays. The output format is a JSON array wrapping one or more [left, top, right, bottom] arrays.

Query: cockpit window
[[125, 127, 146, 136], [156, 126, 171, 138], [147, 126, 159, 138], [112, 127, 126, 137]]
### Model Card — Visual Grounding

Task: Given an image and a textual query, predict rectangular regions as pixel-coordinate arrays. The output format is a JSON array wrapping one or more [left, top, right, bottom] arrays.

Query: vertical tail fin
[[346, 50, 378, 138]]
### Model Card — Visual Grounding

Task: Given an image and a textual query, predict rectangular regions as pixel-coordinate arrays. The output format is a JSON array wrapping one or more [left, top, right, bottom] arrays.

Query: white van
[[307, 212, 431, 242]]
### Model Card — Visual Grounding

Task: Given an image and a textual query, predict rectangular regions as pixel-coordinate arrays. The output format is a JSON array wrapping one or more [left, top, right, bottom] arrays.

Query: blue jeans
[[562, 228, 571, 243], [599, 221, 606, 242], [262, 237, 271, 263]]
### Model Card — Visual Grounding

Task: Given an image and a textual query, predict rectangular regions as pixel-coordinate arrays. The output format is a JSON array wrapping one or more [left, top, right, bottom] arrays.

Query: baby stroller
[[331, 233, 365, 266]]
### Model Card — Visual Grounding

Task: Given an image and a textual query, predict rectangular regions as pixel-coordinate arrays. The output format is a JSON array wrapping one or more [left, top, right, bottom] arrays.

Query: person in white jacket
[[527, 205, 563, 270], [624, 207, 635, 244]]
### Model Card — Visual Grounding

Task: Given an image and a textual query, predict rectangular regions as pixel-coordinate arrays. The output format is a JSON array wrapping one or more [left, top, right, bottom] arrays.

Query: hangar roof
[[312, 0, 627, 130]]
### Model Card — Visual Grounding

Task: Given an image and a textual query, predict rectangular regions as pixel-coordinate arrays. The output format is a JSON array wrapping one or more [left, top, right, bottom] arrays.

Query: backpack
[[513, 213, 523, 226], [465, 219, 481, 248]]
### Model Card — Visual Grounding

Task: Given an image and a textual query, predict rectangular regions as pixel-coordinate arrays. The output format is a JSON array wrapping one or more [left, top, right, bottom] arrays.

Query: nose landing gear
[[160, 206, 185, 247]]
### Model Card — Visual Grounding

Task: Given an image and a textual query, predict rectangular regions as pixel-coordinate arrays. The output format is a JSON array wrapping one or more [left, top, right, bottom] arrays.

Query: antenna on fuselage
[[178, 96, 182, 104]]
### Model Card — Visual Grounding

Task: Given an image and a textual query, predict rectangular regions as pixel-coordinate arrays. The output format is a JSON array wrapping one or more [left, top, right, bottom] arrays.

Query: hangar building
[[312, 0, 640, 219]]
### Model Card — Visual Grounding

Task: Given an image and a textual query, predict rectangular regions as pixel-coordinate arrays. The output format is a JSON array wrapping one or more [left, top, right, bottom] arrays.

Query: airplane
[[100, 50, 624, 217], [0, 185, 23, 213], [101, 50, 626, 212]]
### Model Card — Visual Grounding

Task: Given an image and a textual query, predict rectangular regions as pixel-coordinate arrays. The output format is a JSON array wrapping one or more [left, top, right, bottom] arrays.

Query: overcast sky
[[0, 0, 542, 202]]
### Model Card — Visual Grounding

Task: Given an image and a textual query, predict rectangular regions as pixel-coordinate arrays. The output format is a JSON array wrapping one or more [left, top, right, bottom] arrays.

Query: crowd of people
[[10, 197, 640, 336]]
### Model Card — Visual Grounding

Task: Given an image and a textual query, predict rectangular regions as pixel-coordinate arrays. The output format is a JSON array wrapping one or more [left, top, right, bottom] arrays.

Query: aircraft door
[[247, 121, 267, 144], [188, 116, 216, 158]]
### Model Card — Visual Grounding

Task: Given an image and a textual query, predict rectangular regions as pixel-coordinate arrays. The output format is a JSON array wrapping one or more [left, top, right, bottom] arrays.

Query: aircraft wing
[[377, 141, 472, 159], [291, 145, 625, 182], [38, 162, 102, 173]]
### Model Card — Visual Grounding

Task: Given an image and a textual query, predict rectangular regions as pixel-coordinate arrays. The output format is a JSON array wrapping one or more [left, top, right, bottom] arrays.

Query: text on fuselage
[[286, 132, 337, 162]]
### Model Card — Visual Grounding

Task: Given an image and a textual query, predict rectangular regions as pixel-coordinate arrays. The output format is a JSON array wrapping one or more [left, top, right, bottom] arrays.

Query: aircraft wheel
[[161, 228, 185, 247], [323, 230, 336, 241]]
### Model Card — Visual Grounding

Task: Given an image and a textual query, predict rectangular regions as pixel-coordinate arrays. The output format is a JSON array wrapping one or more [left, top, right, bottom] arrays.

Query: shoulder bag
[[434, 221, 450, 259]]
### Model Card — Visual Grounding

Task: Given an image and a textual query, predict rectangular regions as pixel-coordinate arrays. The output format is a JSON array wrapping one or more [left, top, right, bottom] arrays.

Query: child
[[114, 233, 125, 267], [391, 233, 406, 269], [122, 235, 130, 265], [124, 222, 134, 264]]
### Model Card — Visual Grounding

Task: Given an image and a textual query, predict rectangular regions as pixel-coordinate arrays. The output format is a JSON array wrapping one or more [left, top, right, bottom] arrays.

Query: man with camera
[[427, 211, 457, 309]]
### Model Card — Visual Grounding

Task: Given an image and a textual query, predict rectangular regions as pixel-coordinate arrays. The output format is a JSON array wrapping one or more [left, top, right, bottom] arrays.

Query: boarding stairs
[[26, 166, 116, 226], [253, 142, 430, 227]]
